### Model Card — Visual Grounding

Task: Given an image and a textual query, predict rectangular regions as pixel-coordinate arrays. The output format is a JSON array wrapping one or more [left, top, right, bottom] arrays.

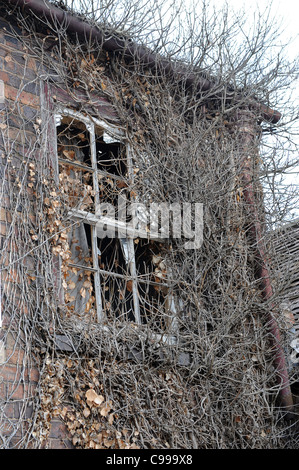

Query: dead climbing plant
[[34, 357, 141, 449], [0, 0, 299, 450]]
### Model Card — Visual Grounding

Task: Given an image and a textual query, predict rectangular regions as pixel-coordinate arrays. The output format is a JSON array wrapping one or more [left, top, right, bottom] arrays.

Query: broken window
[[55, 108, 177, 340]]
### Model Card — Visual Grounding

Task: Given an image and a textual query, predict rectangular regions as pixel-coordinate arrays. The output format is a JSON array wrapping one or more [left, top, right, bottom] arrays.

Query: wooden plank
[[58, 157, 94, 172], [90, 224, 103, 322], [52, 85, 120, 124]]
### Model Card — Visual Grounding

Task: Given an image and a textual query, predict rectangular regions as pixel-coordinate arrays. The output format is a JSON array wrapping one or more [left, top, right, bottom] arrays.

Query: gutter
[[7, 0, 281, 124]]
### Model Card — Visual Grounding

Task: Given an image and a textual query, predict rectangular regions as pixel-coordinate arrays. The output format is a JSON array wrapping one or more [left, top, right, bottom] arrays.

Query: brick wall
[[0, 3, 123, 446], [0, 12, 74, 449]]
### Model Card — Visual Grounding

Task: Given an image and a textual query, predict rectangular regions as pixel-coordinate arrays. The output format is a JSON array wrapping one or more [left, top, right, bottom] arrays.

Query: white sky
[[216, 0, 299, 217], [210, 0, 299, 55]]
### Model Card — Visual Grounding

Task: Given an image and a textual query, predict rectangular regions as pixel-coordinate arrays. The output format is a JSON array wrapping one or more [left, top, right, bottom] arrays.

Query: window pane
[[96, 135, 129, 210], [62, 223, 97, 319], [98, 237, 130, 274], [57, 117, 92, 168], [57, 119, 95, 213], [64, 265, 97, 320], [98, 237, 136, 322], [101, 274, 135, 323], [96, 133, 127, 177], [137, 280, 170, 330], [98, 173, 128, 210], [59, 164, 95, 212], [135, 240, 173, 331]]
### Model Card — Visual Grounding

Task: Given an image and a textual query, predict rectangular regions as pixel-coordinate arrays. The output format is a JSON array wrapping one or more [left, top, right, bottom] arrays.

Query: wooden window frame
[[54, 107, 177, 345]]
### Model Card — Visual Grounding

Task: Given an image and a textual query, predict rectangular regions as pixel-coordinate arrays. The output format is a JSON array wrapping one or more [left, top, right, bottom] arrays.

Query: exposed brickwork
[[0, 12, 66, 448], [48, 419, 74, 449], [0, 10, 111, 448]]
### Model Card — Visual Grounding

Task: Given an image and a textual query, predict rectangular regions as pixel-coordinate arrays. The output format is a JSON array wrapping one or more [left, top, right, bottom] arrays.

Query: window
[[54, 108, 177, 344]]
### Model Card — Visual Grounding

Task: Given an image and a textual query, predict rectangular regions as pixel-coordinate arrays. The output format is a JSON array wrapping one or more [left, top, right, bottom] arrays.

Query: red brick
[[5, 84, 39, 107], [3, 402, 15, 419], [49, 419, 69, 439], [0, 222, 6, 236], [7, 382, 35, 401], [5, 346, 25, 365], [7, 383, 25, 400], [2, 267, 21, 284], [0, 208, 11, 222], [0, 364, 20, 382], [49, 439, 73, 449], [0, 69, 9, 83], [48, 419, 74, 449], [1, 360, 39, 384], [29, 367, 39, 383]]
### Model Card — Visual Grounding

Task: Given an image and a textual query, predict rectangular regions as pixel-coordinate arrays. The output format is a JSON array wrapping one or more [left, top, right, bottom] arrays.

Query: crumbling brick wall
[[0, 12, 75, 449], [0, 8, 121, 448]]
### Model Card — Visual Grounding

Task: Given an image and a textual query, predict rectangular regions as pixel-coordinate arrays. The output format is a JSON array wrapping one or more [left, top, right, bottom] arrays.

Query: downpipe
[[234, 110, 294, 415]]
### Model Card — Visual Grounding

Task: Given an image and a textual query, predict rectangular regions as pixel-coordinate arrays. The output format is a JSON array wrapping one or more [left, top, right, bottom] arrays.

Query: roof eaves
[[6, 0, 281, 124]]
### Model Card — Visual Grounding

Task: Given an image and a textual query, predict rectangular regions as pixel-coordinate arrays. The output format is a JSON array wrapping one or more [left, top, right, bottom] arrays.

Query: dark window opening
[[135, 240, 170, 330], [63, 223, 97, 319], [57, 120, 95, 213], [98, 237, 135, 322], [98, 237, 129, 276], [96, 137, 127, 177], [57, 119, 92, 168], [55, 111, 175, 337], [96, 136, 128, 209]]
